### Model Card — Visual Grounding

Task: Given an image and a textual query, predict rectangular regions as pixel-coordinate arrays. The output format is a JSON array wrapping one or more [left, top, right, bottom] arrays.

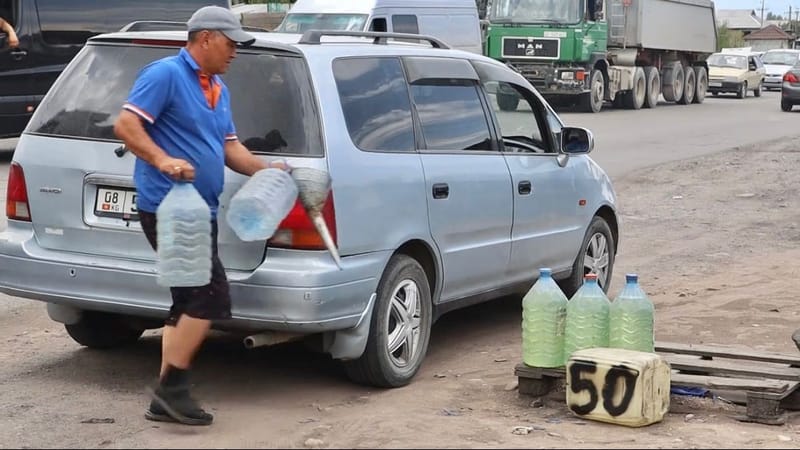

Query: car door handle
[[10, 49, 27, 61], [518, 180, 532, 195], [432, 183, 449, 199]]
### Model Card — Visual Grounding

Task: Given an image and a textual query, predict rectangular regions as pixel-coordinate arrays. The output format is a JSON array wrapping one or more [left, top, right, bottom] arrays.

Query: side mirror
[[561, 126, 594, 154]]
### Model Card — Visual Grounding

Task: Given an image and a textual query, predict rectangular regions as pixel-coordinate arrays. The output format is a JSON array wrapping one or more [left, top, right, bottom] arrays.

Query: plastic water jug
[[610, 274, 655, 353], [563, 273, 610, 361], [155, 182, 212, 287], [521, 268, 568, 368], [227, 168, 298, 242]]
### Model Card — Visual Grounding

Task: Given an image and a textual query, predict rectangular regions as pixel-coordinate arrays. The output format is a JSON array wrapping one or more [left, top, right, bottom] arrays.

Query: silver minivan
[[0, 29, 619, 388]]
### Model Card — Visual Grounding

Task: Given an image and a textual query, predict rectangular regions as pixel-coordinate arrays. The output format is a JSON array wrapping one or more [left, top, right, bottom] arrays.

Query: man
[[113, 6, 284, 426], [0, 17, 18, 48]]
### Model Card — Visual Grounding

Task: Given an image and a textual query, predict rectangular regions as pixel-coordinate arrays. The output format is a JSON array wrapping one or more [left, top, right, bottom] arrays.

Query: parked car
[[761, 49, 800, 91], [0, 28, 619, 388], [707, 50, 765, 98], [273, 0, 483, 54], [0, 0, 231, 138], [780, 63, 800, 111]]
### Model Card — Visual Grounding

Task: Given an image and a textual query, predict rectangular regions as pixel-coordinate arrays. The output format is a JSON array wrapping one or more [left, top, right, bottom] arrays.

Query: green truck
[[482, 0, 718, 112]]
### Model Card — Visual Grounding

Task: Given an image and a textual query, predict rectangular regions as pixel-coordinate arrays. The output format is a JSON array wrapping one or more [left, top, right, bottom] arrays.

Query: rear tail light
[[784, 72, 799, 83], [6, 162, 31, 221], [269, 192, 337, 250]]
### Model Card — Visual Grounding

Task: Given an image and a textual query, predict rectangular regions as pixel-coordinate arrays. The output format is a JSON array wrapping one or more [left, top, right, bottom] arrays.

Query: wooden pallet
[[514, 341, 800, 425]]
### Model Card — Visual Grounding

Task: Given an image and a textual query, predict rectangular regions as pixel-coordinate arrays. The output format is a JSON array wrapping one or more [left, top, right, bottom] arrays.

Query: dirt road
[[1, 136, 800, 448]]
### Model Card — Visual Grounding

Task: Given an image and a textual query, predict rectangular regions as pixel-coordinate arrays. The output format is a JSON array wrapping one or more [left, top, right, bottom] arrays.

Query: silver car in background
[[0, 29, 619, 388]]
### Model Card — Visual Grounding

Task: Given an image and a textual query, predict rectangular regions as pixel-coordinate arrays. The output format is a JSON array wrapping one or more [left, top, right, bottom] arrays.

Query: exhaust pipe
[[243, 331, 304, 349]]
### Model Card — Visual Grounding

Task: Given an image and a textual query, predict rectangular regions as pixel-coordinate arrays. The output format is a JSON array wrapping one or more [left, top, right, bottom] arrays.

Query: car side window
[[333, 57, 415, 152], [410, 81, 493, 151], [392, 15, 419, 34], [485, 82, 552, 154]]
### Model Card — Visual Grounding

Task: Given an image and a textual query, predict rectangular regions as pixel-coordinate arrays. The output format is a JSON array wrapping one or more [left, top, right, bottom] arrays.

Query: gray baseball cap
[[187, 5, 256, 47]]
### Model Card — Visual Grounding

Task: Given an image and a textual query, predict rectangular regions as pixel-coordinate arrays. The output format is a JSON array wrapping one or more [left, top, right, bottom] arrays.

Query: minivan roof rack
[[119, 21, 269, 33], [298, 30, 450, 49]]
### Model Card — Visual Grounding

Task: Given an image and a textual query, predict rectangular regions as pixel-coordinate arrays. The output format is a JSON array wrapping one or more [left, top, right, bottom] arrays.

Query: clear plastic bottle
[[609, 273, 655, 353], [522, 268, 568, 368], [155, 182, 212, 287], [563, 273, 610, 362], [227, 168, 298, 242]]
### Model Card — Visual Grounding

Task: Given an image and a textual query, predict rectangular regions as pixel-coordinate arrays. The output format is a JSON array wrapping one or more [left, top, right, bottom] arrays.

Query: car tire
[[343, 254, 433, 388], [580, 69, 605, 113], [64, 311, 145, 349], [781, 100, 793, 112], [692, 66, 708, 104], [557, 216, 616, 298], [737, 82, 747, 99], [754, 81, 762, 97]]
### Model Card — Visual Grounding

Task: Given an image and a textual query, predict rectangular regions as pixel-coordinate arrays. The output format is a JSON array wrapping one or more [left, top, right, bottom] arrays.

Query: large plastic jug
[[155, 182, 212, 287], [227, 168, 298, 242], [610, 274, 655, 353], [522, 268, 568, 368], [563, 273, 610, 362]]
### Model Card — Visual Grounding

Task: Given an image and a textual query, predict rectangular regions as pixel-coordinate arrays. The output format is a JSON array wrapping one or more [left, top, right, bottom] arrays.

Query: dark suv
[[0, 0, 230, 138]]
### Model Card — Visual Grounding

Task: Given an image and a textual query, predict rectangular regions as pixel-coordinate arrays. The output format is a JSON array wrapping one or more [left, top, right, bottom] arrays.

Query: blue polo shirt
[[123, 48, 237, 217]]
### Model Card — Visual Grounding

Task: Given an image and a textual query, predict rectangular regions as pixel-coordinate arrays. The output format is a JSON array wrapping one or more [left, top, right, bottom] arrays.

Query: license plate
[[709, 82, 722, 87], [94, 186, 139, 221]]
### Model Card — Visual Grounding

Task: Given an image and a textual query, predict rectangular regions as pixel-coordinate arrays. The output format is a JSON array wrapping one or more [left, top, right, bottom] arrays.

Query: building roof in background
[[744, 24, 794, 40], [716, 9, 762, 29]]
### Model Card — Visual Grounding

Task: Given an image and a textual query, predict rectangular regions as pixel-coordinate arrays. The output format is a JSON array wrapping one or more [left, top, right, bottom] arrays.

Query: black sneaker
[[145, 385, 214, 426], [144, 399, 177, 423]]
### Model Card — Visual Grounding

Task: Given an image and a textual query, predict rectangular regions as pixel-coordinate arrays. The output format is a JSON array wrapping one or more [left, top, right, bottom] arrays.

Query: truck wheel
[[580, 69, 605, 113], [343, 254, 432, 388], [65, 311, 145, 349], [496, 92, 519, 111], [692, 67, 708, 104], [661, 62, 684, 102], [678, 67, 696, 104], [736, 82, 747, 99], [622, 67, 646, 110], [556, 216, 616, 298], [643, 66, 660, 108]]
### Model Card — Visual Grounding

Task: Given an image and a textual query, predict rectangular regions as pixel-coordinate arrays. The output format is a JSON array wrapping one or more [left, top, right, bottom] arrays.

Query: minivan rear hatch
[[18, 37, 324, 271]]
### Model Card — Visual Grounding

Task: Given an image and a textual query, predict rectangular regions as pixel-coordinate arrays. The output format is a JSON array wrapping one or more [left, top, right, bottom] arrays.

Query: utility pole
[[760, 0, 765, 26]]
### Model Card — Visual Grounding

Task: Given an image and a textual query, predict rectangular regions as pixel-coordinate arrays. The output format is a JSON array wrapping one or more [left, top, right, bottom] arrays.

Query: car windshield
[[26, 43, 324, 156], [761, 51, 800, 65], [275, 13, 368, 33], [488, 0, 582, 23], [707, 54, 747, 69]]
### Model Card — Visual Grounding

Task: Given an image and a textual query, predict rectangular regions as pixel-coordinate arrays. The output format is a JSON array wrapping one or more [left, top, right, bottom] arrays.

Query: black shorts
[[139, 211, 232, 326]]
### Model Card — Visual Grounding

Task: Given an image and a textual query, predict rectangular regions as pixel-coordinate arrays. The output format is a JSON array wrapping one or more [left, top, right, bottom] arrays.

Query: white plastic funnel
[[291, 167, 342, 270]]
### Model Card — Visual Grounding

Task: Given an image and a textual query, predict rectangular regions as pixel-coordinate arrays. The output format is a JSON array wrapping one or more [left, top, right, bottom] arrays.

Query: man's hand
[[267, 159, 292, 172], [156, 156, 195, 181], [7, 33, 18, 48]]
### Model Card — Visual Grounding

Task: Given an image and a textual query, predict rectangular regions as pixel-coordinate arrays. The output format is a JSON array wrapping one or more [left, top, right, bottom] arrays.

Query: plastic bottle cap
[[539, 268, 552, 277], [584, 273, 598, 281], [626, 273, 638, 283]]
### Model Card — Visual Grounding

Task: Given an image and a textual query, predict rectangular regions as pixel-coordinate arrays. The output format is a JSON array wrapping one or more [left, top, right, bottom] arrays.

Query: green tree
[[717, 23, 745, 51]]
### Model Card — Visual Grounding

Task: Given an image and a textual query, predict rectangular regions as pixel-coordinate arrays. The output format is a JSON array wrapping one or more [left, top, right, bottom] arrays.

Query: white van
[[274, 0, 482, 54]]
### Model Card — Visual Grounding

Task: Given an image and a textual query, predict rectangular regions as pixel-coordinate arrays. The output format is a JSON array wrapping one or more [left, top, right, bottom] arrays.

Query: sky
[[715, 0, 796, 17]]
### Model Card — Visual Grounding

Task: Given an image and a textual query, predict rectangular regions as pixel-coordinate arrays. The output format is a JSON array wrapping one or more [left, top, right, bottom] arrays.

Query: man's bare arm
[[0, 18, 19, 48], [224, 140, 287, 176], [113, 110, 195, 181]]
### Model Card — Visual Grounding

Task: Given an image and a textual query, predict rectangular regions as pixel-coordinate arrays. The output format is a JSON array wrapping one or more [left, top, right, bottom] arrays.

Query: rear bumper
[[782, 82, 800, 102], [0, 223, 388, 333], [764, 77, 783, 89]]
